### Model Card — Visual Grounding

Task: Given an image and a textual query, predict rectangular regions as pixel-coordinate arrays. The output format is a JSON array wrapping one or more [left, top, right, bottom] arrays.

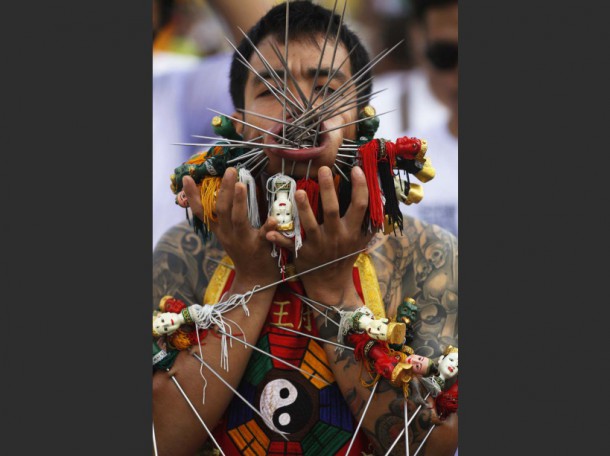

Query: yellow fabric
[[204, 256, 234, 304]]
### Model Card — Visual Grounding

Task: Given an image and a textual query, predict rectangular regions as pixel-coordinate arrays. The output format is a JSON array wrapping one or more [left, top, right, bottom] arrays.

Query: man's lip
[[265, 122, 329, 161]]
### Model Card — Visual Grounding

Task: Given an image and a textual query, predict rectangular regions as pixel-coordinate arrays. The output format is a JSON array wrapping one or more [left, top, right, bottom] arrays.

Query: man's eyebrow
[[251, 69, 285, 87], [307, 67, 348, 83]]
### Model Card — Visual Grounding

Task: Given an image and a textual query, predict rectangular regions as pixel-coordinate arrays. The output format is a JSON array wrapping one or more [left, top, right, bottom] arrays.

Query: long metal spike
[[334, 163, 350, 182], [383, 392, 431, 456], [269, 324, 352, 351], [233, 29, 306, 114], [152, 422, 158, 456], [217, 330, 332, 386], [297, 295, 341, 327], [268, 40, 311, 108], [227, 150, 264, 166], [239, 152, 267, 172], [248, 155, 269, 175], [225, 37, 303, 116], [207, 108, 300, 146], [345, 381, 379, 456], [405, 400, 411, 456], [168, 374, 226, 455], [313, 0, 348, 147], [413, 426, 435, 456], [282, 1, 290, 143], [191, 352, 289, 440], [309, 40, 404, 112], [312, 85, 387, 126], [335, 158, 355, 168], [237, 108, 308, 132], [308, 0, 339, 107], [289, 77, 378, 141], [318, 109, 396, 135]]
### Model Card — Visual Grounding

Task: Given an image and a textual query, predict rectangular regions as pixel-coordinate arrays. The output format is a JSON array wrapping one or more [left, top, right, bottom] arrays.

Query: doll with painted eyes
[[421, 345, 459, 397]]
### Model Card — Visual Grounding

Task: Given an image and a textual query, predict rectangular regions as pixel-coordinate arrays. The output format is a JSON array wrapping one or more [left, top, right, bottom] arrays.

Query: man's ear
[[231, 111, 244, 136]]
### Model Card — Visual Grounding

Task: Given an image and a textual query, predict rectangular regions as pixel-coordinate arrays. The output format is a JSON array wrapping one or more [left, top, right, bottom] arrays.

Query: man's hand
[[182, 168, 280, 288], [266, 165, 373, 306]]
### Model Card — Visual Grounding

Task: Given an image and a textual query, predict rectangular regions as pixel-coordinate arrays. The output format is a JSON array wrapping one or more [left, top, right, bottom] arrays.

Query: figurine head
[[437, 345, 459, 380], [271, 190, 294, 229], [406, 354, 434, 375], [153, 312, 182, 336]]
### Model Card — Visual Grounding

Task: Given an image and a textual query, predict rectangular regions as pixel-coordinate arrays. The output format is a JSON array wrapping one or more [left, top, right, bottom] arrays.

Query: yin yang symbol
[[259, 379, 312, 434]]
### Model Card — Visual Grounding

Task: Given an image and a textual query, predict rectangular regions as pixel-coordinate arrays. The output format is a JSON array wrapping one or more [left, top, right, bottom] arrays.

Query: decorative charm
[[338, 305, 406, 346], [420, 345, 459, 397]]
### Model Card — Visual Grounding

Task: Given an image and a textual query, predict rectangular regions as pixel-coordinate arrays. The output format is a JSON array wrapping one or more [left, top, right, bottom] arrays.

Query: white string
[[238, 167, 261, 228], [187, 287, 257, 373]]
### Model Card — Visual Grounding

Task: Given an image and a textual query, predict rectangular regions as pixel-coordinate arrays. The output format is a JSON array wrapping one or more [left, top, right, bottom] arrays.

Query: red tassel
[[358, 140, 384, 229], [296, 178, 320, 219]]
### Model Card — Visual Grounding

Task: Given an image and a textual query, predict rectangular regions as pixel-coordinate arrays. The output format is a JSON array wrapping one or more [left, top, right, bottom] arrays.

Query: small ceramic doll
[[420, 345, 459, 397]]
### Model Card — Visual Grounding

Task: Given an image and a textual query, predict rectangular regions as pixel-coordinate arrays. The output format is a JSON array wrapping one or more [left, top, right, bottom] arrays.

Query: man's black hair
[[412, 0, 458, 22], [229, 1, 372, 110]]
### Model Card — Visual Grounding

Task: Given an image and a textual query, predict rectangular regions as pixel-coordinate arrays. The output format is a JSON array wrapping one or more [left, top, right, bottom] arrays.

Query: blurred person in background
[[153, 0, 274, 248], [373, 0, 458, 236]]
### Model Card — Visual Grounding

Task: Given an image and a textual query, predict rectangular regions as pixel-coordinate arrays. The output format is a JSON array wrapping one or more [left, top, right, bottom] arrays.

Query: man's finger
[[231, 182, 249, 233], [318, 166, 340, 233], [294, 190, 320, 242], [215, 168, 237, 232], [182, 176, 204, 221], [343, 166, 369, 229]]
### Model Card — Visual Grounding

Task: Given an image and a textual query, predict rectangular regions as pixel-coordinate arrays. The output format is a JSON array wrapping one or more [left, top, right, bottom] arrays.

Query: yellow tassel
[[200, 177, 222, 229]]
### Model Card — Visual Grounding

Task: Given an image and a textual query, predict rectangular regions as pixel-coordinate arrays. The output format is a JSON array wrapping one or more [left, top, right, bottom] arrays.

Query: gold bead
[[211, 116, 222, 127], [362, 105, 376, 117]]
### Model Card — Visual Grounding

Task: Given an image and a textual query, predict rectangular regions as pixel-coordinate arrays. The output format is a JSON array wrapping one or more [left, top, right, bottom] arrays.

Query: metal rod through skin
[[405, 400, 410, 456], [269, 324, 354, 351], [190, 352, 289, 441], [206, 108, 299, 146], [168, 374, 227, 455], [152, 422, 158, 456], [313, 0, 348, 147], [307, 0, 339, 108], [383, 392, 432, 456], [225, 38, 303, 117], [233, 29, 306, 115], [413, 425, 435, 456], [345, 380, 378, 456], [217, 329, 332, 386]]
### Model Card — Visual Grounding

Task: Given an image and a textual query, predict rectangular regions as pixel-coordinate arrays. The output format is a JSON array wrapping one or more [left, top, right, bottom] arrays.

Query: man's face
[[235, 34, 358, 179], [423, 4, 458, 116]]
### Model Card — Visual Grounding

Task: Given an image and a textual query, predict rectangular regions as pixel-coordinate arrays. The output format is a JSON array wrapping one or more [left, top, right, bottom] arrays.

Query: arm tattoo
[[152, 222, 228, 308]]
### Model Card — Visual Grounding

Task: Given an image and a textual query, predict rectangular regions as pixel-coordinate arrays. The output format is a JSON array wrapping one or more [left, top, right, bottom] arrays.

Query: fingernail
[[296, 190, 306, 202], [320, 167, 331, 178], [353, 166, 363, 177]]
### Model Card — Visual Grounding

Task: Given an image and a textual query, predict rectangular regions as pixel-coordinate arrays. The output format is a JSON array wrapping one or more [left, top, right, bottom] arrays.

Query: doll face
[[406, 354, 431, 375], [237, 34, 358, 179], [365, 318, 390, 339], [438, 352, 458, 379], [153, 313, 181, 335], [272, 191, 293, 225]]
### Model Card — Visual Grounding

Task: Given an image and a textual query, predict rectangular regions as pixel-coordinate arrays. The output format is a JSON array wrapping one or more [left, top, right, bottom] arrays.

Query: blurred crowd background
[[153, 0, 458, 247]]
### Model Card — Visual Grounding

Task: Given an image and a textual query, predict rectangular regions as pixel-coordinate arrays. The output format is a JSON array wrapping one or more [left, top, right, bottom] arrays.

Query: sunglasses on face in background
[[425, 42, 458, 71]]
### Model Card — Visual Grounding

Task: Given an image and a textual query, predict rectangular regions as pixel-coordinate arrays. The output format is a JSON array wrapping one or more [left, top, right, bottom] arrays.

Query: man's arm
[[153, 171, 281, 456]]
